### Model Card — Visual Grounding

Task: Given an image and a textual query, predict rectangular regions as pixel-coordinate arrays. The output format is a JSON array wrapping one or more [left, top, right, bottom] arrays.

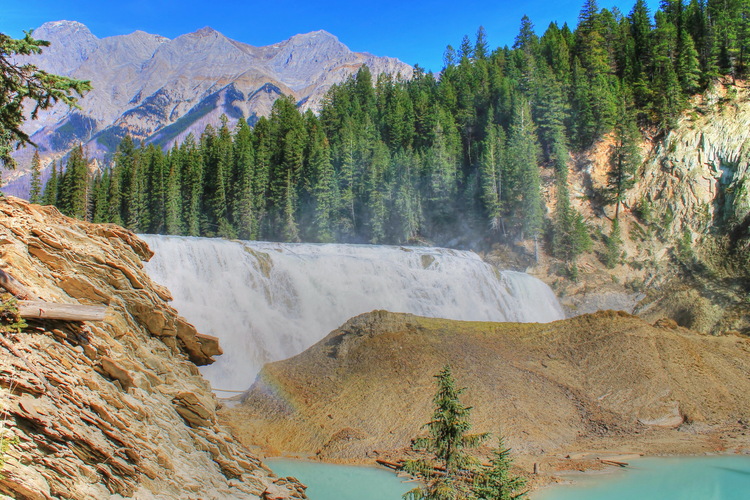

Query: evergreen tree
[[651, 11, 684, 128], [91, 169, 109, 223], [233, 118, 256, 239], [106, 164, 123, 226], [402, 365, 488, 500], [281, 170, 300, 242], [573, 0, 619, 146], [608, 94, 641, 219], [41, 159, 58, 206], [58, 145, 89, 220], [181, 134, 204, 237], [506, 100, 543, 244], [471, 436, 528, 500], [164, 148, 182, 234], [0, 31, 91, 169], [604, 218, 623, 268], [478, 121, 505, 233], [308, 122, 338, 242], [29, 150, 42, 203]]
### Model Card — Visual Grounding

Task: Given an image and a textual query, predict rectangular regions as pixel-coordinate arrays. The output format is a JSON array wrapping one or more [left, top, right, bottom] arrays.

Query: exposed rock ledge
[[0, 197, 305, 499]]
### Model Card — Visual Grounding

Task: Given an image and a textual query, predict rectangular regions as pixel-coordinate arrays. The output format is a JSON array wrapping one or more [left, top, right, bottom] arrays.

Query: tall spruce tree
[[41, 159, 58, 205], [29, 150, 42, 203], [608, 94, 641, 219], [232, 118, 256, 239], [402, 365, 488, 500], [58, 144, 89, 220]]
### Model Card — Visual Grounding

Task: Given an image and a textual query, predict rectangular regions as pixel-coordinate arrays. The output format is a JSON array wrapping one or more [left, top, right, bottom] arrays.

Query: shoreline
[[254, 430, 750, 495]]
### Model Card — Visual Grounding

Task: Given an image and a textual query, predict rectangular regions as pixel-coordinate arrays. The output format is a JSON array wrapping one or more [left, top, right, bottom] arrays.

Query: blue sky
[[4, 0, 660, 73]]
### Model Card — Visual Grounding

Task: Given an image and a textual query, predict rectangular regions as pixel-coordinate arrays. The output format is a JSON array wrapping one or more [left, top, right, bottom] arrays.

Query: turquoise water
[[267, 458, 413, 499], [535, 456, 750, 500], [268, 456, 750, 499]]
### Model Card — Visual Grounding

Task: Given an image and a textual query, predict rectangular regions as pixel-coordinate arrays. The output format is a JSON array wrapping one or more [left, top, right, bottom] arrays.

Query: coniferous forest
[[43, 0, 750, 261]]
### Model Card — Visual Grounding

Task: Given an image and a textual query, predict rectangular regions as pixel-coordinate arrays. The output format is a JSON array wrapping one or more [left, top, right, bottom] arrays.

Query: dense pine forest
[[37, 0, 750, 261]]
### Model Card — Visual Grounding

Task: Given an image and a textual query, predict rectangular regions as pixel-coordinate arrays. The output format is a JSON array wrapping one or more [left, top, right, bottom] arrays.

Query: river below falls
[[267, 456, 750, 500]]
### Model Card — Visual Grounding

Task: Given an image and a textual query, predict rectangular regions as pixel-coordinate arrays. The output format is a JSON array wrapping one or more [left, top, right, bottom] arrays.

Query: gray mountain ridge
[[4, 20, 412, 196]]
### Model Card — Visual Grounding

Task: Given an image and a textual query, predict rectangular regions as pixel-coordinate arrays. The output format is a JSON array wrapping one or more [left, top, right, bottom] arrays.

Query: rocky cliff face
[[3, 21, 412, 195], [227, 310, 750, 462], [631, 85, 750, 241], [527, 83, 750, 335], [0, 196, 305, 499]]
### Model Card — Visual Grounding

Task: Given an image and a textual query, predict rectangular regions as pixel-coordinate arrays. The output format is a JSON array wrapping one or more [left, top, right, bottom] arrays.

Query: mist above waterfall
[[141, 235, 565, 391]]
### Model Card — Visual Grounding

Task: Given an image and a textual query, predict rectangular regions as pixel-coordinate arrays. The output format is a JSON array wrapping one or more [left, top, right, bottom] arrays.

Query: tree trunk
[[18, 301, 107, 322]]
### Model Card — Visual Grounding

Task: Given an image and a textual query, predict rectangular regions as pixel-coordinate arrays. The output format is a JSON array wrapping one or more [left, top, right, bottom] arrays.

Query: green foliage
[[676, 226, 696, 264], [402, 365, 488, 500], [0, 293, 27, 334], [607, 94, 641, 219], [402, 366, 527, 500], [49, 0, 747, 248], [56, 145, 90, 220], [603, 218, 623, 268], [471, 436, 528, 500], [29, 150, 42, 203], [0, 31, 91, 169], [41, 160, 58, 206]]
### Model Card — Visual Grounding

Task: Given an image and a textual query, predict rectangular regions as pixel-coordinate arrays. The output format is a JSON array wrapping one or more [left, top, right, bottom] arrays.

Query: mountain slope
[[5, 21, 411, 186], [226, 310, 750, 461]]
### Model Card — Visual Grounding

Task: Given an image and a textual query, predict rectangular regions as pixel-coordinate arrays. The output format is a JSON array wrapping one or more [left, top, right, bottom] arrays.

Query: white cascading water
[[140, 235, 565, 391]]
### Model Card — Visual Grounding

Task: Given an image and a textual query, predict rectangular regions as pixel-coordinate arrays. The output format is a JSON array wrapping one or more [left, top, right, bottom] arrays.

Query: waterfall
[[140, 236, 565, 391]]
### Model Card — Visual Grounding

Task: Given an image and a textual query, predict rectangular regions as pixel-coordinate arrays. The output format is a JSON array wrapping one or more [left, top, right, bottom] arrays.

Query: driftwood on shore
[[376, 459, 403, 470], [18, 301, 107, 322], [600, 459, 629, 467]]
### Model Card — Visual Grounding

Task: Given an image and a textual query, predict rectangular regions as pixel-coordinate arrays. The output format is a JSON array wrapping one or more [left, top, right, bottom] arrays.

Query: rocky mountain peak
[[36, 20, 93, 37], [191, 26, 220, 38], [3, 21, 412, 196]]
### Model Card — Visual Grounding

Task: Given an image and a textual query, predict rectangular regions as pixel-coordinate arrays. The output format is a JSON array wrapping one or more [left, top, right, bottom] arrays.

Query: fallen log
[[600, 459, 629, 467], [376, 459, 403, 470], [18, 300, 107, 322]]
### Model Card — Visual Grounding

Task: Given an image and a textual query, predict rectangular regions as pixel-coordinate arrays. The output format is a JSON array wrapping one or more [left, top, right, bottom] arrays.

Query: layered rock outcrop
[[0, 196, 305, 499]]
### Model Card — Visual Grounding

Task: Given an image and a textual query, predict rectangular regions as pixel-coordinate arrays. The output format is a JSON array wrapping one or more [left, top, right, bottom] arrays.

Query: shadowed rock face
[[226, 310, 750, 460], [0, 196, 306, 499], [7, 21, 411, 177]]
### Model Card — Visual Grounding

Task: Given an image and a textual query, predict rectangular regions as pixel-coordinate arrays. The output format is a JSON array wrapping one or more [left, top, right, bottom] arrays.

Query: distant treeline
[[39, 0, 750, 261]]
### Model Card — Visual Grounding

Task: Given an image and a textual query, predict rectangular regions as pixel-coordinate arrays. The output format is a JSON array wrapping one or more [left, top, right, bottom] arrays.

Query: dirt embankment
[[225, 310, 750, 468], [0, 197, 304, 500]]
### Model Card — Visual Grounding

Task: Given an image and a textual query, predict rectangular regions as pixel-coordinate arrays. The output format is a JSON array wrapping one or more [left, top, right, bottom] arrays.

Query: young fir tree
[[402, 365, 488, 500], [28, 150, 42, 203], [604, 218, 623, 268], [471, 436, 528, 500]]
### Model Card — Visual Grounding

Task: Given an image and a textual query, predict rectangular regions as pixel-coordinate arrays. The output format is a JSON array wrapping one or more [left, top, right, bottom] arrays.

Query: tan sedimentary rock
[[0, 196, 304, 499]]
